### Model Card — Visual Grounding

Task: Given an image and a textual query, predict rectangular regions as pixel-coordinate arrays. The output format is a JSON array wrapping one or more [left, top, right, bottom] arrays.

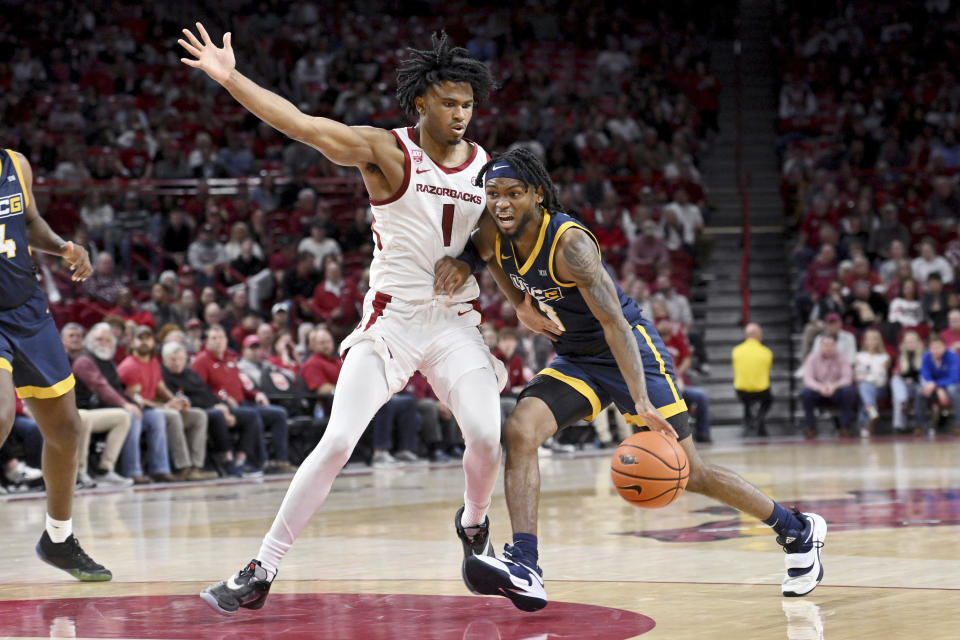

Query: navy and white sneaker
[[454, 506, 493, 593], [200, 559, 274, 615], [463, 544, 547, 612], [778, 509, 827, 597]]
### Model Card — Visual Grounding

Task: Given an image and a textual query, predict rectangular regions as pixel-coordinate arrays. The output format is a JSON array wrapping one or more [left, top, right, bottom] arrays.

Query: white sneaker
[[371, 451, 397, 467], [5, 461, 42, 485], [96, 470, 134, 487], [463, 545, 547, 612], [76, 472, 98, 489], [779, 511, 827, 597]]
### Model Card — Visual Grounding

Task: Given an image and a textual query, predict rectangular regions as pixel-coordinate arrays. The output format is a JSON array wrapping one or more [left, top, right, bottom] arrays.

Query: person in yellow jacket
[[732, 323, 773, 436]]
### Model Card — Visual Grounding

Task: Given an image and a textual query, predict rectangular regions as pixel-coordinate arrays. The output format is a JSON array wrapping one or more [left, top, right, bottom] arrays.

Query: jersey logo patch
[[0, 193, 24, 218], [412, 149, 423, 164], [6, 176, 14, 182], [508, 273, 564, 303], [416, 167, 431, 174]]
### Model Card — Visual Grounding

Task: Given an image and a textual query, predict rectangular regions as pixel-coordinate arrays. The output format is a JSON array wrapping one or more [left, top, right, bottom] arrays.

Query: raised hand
[[179, 22, 235, 85], [516, 294, 563, 341], [62, 241, 92, 281]]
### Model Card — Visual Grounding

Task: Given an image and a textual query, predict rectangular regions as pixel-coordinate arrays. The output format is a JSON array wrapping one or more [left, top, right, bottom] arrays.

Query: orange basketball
[[610, 431, 689, 508]]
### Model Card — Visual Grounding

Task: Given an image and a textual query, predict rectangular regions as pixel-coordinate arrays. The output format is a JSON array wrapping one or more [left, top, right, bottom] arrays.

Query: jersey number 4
[[0, 224, 16, 259]]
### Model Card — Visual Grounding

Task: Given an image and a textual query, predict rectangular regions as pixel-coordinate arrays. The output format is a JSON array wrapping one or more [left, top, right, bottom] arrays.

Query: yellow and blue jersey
[[0, 149, 74, 399], [495, 210, 643, 357], [0, 149, 39, 310], [499, 209, 687, 428]]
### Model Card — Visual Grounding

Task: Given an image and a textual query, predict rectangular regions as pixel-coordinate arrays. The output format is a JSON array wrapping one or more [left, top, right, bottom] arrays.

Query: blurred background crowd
[[0, 0, 723, 491]]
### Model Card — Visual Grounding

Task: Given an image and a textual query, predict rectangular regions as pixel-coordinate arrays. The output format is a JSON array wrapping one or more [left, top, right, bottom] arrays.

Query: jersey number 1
[[0, 224, 16, 259], [441, 204, 454, 247]]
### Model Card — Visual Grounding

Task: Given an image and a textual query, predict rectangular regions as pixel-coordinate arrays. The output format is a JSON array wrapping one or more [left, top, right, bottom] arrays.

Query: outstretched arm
[[179, 23, 399, 173], [554, 228, 677, 437], [17, 153, 92, 281]]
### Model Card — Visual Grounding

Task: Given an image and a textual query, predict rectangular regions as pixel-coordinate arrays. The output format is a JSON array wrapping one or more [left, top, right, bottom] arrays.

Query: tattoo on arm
[[561, 231, 650, 402]]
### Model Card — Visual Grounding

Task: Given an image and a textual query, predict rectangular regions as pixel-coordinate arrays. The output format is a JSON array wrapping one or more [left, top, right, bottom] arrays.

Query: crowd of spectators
[[0, 1, 723, 490], [779, 0, 960, 437]]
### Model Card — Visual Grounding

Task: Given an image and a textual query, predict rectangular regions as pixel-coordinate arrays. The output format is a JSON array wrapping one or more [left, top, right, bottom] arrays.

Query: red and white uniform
[[367, 126, 486, 302], [340, 127, 505, 401]]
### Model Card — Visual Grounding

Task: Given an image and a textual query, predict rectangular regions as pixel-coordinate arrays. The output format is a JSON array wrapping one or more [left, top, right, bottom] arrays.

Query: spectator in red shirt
[[940, 309, 960, 353], [311, 258, 362, 341], [655, 315, 711, 443], [301, 327, 341, 395], [492, 327, 531, 433], [71, 321, 168, 484], [268, 330, 302, 377], [622, 219, 669, 281], [191, 325, 290, 472], [118, 326, 212, 481], [803, 243, 838, 299]]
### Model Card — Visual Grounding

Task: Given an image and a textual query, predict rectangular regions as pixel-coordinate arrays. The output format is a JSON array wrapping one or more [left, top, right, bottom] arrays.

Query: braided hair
[[395, 32, 495, 120], [474, 147, 564, 213]]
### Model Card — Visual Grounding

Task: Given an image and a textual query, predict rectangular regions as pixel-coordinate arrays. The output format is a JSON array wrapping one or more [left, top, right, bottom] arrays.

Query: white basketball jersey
[[367, 127, 488, 303]]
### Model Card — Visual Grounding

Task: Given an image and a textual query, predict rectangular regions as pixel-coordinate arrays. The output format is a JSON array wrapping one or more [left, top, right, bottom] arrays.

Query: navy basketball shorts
[[518, 319, 691, 440], [0, 287, 75, 399]]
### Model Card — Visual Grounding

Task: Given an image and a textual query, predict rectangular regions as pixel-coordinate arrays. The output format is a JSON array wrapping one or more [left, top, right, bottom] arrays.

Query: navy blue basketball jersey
[[495, 209, 643, 356], [0, 150, 38, 310]]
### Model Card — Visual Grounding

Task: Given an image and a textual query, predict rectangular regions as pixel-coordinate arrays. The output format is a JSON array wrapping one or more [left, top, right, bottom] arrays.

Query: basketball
[[610, 431, 689, 508]]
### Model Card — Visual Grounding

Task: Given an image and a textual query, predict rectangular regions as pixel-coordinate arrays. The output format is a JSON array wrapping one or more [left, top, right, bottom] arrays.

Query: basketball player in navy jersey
[[0, 149, 112, 581], [180, 24, 510, 615], [435, 148, 827, 611]]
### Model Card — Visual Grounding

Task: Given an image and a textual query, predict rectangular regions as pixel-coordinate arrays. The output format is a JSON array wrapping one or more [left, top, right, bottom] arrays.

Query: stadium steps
[[689, 0, 797, 433]]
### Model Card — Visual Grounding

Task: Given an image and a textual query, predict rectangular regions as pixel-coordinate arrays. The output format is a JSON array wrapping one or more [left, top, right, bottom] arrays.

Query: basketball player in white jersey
[[179, 24, 506, 614]]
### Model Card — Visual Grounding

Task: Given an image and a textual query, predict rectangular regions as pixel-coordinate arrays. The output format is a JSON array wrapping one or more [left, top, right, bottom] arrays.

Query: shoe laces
[[64, 536, 104, 570], [776, 509, 824, 554], [503, 544, 542, 576]]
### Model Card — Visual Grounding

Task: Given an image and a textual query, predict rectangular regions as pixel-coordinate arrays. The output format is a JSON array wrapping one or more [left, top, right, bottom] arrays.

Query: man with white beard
[[68, 322, 173, 484]]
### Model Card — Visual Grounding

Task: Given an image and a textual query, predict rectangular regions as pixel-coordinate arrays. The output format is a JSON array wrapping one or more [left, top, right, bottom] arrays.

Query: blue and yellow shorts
[[519, 317, 689, 437], [0, 288, 75, 399]]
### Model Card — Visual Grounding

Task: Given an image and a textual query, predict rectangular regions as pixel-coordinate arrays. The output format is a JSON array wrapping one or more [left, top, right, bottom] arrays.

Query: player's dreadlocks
[[474, 147, 564, 213], [395, 31, 496, 120]]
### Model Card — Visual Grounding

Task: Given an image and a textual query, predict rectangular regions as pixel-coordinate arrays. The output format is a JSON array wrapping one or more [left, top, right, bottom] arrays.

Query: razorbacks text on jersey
[[367, 127, 489, 303], [495, 209, 643, 356], [0, 149, 38, 310]]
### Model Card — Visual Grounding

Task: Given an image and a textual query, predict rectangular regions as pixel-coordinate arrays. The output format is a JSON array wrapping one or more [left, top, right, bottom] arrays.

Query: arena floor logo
[[620, 488, 960, 542]]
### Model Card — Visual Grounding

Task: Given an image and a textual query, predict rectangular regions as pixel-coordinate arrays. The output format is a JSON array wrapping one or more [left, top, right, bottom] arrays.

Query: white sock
[[256, 554, 279, 581], [46, 514, 72, 543]]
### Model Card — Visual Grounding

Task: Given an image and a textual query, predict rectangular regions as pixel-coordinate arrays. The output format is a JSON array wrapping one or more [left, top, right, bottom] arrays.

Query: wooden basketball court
[[1, 434, 958, 639]]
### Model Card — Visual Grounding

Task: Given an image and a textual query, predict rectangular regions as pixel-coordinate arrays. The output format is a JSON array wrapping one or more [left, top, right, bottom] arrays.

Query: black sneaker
[[35, 531, 112, 582], [200, 559, 274, 615], [454, 506, 493, 594]]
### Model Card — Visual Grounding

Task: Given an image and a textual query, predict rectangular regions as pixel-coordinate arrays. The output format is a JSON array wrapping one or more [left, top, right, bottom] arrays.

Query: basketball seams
[[611, 469, 690, 482], [621, 487, 682, 504]]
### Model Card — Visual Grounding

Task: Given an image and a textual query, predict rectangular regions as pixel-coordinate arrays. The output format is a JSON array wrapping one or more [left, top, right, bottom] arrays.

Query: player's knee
[[315, 433, 354, 467], [503, 414, 539, 454], [463, 427, 500, 461]]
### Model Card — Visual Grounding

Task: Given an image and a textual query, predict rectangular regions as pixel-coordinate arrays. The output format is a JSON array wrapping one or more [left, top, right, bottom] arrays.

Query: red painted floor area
[[0, 593, 655, 639]]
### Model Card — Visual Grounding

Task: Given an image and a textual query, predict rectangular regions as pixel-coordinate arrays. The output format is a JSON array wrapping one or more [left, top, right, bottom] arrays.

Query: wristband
[[456, 236, 487, 274]]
